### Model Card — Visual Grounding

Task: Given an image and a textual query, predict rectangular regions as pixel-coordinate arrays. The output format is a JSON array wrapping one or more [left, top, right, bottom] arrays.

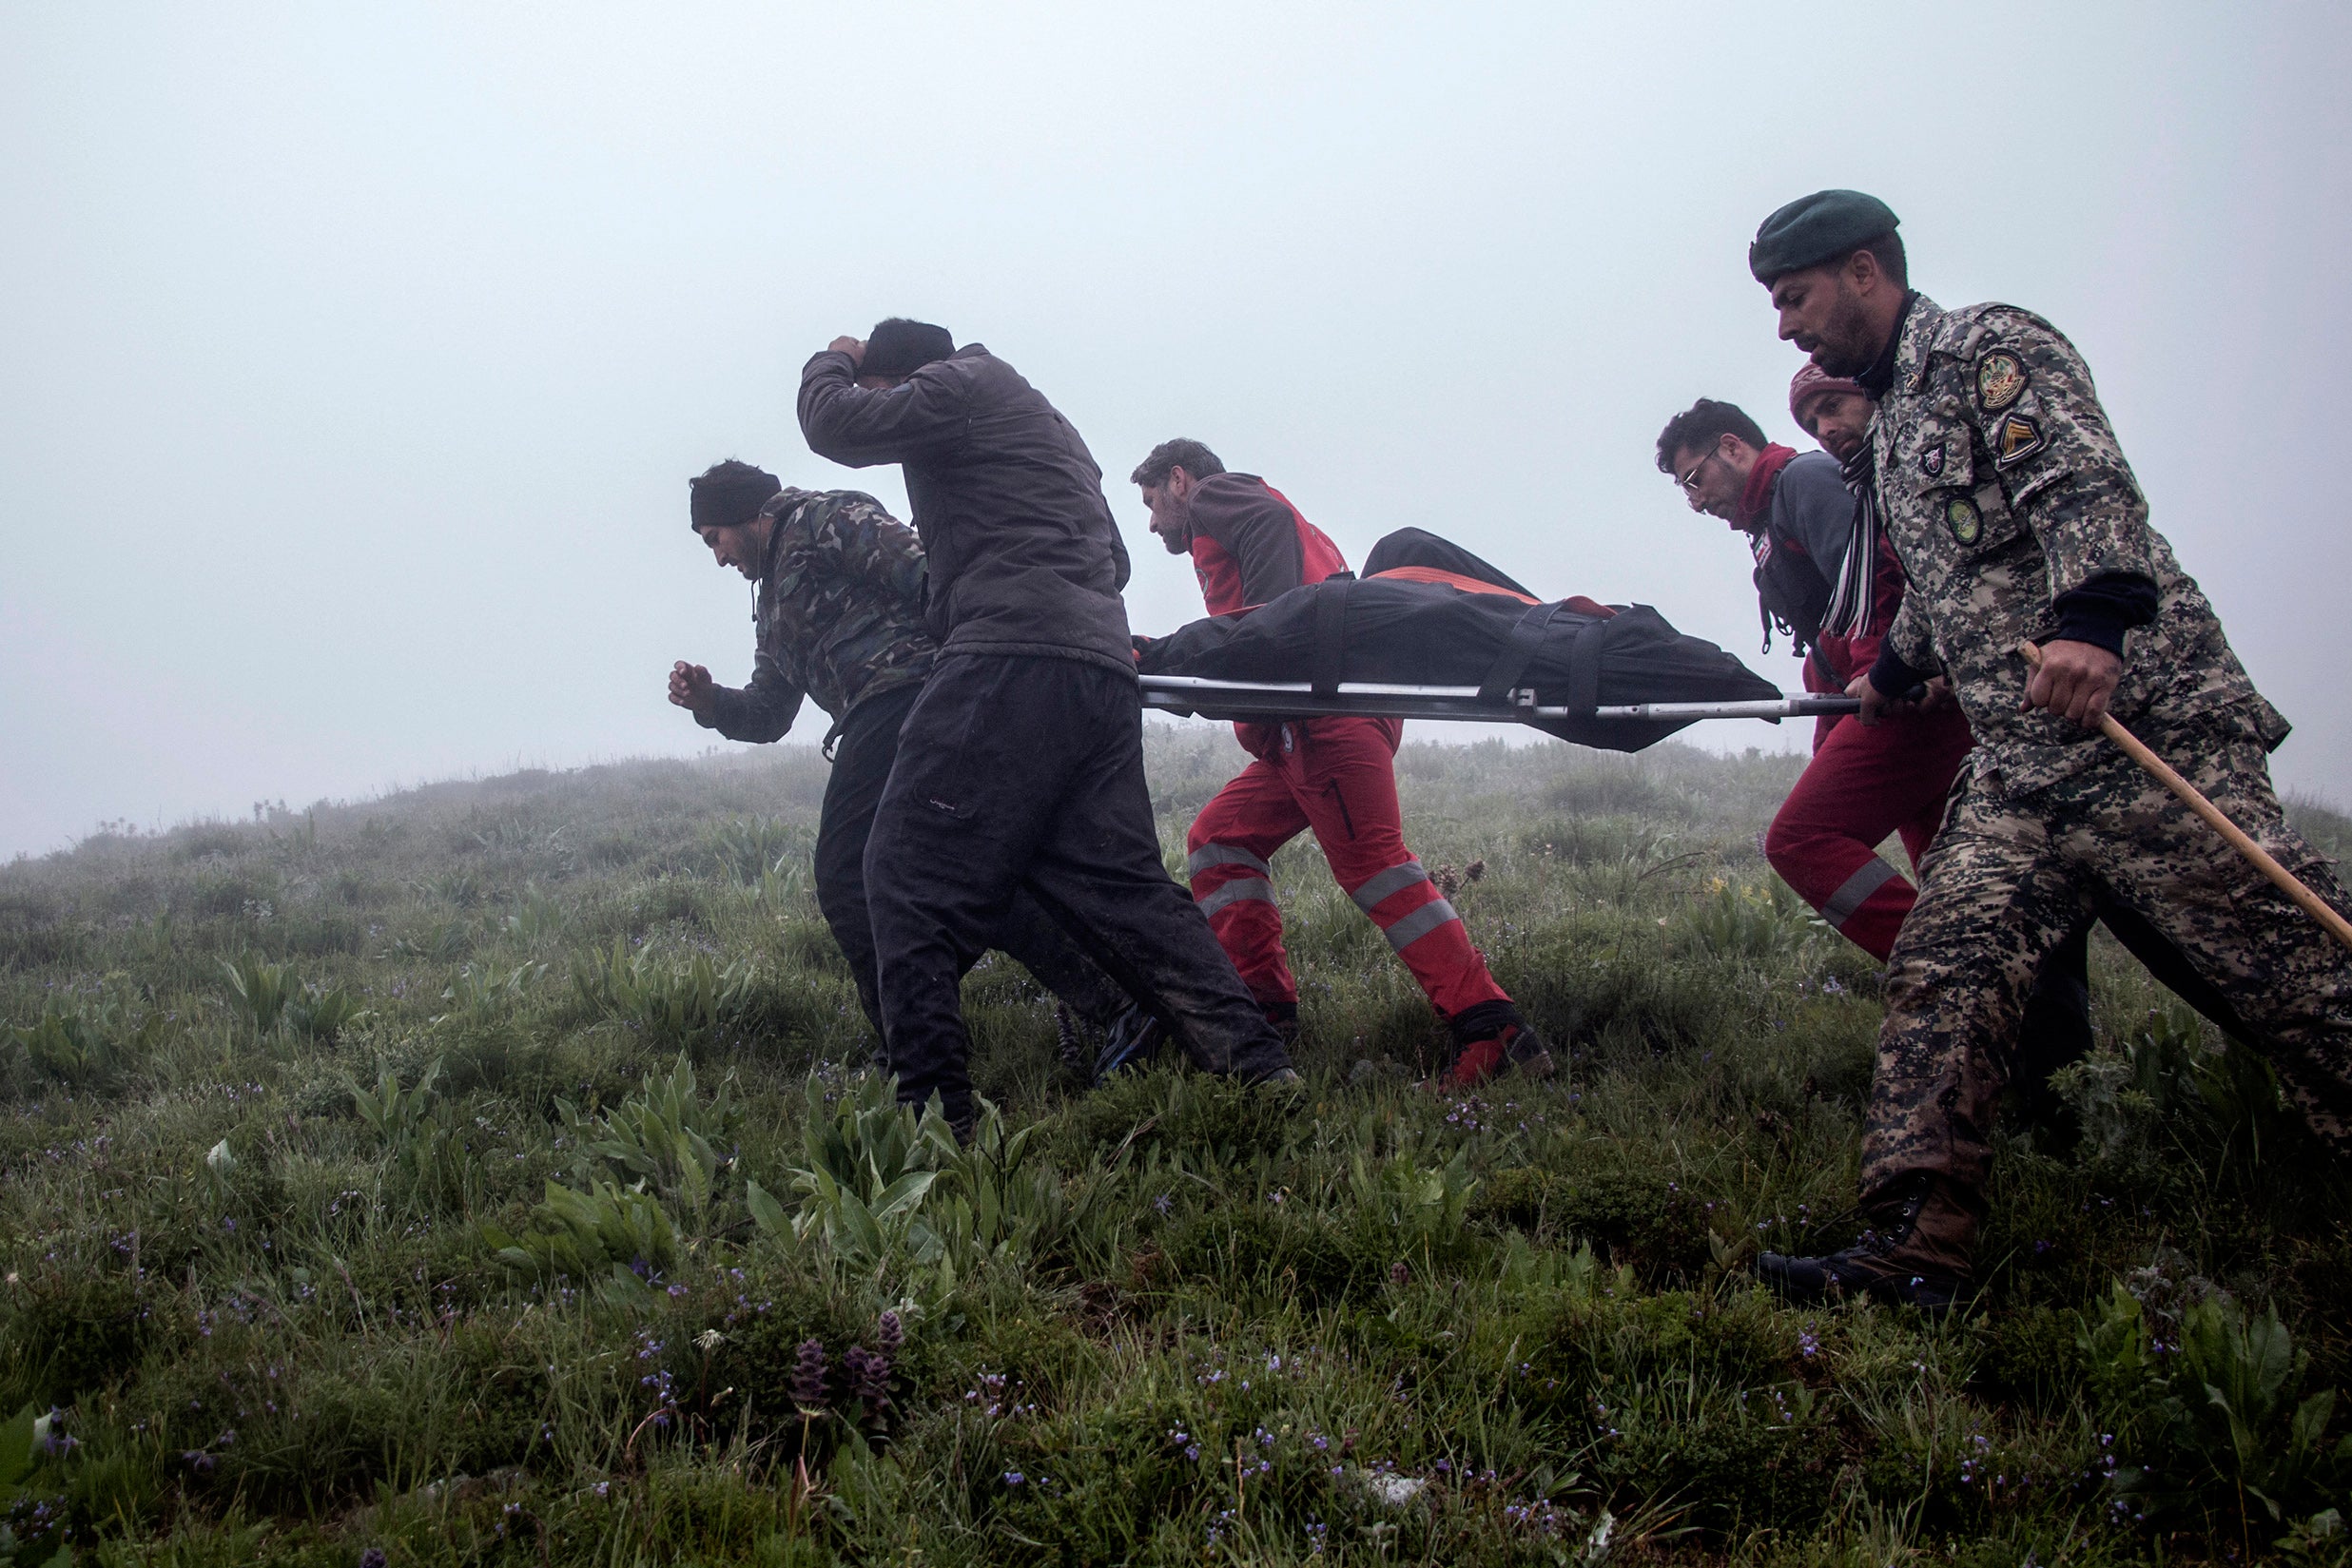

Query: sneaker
[[1093, 1006, 1166, 1084], [1754, 1175, 1980, 1313], [1447, 1023, 1555, 1088]]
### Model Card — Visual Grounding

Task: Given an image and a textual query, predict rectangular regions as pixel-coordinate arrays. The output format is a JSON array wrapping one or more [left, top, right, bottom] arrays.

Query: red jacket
[[1183, 474, 1359, 759], [1186, 474, 1351, 615]]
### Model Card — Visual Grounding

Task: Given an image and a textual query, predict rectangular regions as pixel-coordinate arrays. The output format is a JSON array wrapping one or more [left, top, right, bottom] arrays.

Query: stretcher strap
[[1311, 578, 1351, 698], [1474, 602, 1609, 714], [1565, 619, 1604, 715], [1476, 601, 1566, 707]]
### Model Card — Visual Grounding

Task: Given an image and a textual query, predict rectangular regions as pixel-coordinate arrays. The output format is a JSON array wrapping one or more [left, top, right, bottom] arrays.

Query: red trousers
[[1186, 717, 1513, 1022], [1764, 704, 1975, 961]]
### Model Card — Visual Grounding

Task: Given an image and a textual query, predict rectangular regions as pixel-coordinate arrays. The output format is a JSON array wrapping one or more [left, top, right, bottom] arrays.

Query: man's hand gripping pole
[[2019, 640, 2352, 955]]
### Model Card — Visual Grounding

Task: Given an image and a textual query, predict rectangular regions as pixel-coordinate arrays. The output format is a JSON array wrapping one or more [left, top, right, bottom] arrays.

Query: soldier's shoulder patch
[[1944, 495, 1982, 546], [1976, 351, 2030, 411], [1919, 443, 1945, 477], [1994, 413, 2046, 468]]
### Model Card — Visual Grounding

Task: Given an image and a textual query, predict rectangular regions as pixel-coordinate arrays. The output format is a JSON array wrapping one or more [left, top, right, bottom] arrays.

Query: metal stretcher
[[1137, 674, 1860, 727]]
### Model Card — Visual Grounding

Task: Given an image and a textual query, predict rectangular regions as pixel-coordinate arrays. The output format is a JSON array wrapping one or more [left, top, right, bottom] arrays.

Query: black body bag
[[1137, 571, 1781, 753]]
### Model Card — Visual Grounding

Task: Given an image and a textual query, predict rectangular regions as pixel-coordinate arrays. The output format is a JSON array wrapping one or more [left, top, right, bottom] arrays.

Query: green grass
[[1, 729, 2349, 1564]]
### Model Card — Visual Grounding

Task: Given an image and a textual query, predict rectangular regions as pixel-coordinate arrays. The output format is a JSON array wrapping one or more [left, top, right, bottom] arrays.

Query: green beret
[[1748, 189, 1899, 283]]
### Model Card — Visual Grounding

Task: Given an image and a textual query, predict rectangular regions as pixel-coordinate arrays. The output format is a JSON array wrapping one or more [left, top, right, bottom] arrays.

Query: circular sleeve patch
[[1945, 495, 1983, 545], [1975, 351, 2029, 411]]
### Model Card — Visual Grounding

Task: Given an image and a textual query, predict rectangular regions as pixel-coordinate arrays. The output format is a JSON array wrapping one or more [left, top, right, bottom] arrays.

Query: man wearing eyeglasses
[[1657, 394, 1978, 958]]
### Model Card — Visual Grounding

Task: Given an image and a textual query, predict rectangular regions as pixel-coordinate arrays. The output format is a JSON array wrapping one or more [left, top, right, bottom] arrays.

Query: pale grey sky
[[4, 4, 2345, 856]]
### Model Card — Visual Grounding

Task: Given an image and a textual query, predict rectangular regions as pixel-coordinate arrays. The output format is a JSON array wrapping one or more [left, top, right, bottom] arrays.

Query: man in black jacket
[[798, 319, 1297, 1130], [667, 458, 1158, 1071]]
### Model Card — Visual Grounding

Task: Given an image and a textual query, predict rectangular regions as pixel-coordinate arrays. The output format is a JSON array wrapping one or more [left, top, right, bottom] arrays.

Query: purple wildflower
[[789, 1338, 828, 1411]]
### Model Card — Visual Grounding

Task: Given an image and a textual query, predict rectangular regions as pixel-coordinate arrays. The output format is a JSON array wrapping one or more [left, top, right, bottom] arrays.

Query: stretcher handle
[[2018, 640, 2352, 955], [1135, 674, 1856, 721]]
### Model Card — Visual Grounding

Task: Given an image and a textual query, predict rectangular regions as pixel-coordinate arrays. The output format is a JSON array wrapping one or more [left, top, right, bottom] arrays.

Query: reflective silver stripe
[[1382, 898, 1460, 952], [1195, 877, 1276, 919], [1187, 843, 1273, 878], [1819, 858, 1903, 929], [1350, 860, 1429, 913]]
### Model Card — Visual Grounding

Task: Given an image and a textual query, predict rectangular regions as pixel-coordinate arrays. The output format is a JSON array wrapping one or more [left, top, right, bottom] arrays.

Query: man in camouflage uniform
[[669, 458, 1154, 1061], [1742, 191, 2352, 1309]]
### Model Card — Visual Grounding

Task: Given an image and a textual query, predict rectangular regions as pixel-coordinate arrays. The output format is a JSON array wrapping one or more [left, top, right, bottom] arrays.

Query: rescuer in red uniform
[[1131, 438, 1551, 1086], [1657, 380, 1974, 958]]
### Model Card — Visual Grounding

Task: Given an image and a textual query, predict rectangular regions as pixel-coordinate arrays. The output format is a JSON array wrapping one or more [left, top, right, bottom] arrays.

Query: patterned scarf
[[1822, 443, 1879, 639]]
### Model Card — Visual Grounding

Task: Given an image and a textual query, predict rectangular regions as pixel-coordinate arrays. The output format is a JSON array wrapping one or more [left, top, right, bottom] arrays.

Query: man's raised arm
[[796, 346, 968, 469]]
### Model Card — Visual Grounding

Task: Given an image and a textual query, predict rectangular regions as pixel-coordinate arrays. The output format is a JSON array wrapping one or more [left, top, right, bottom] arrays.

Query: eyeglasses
[[1676, 446, 1717, 494]]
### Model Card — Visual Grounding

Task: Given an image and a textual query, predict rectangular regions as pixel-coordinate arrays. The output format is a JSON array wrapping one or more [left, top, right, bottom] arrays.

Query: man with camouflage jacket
[[669, 459, 1153, 1062], [1742, 191, 2352, 1310]]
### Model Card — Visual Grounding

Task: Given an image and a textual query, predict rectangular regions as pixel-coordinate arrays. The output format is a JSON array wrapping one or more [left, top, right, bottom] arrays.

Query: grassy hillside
[[1, 726, 2348, 1565]]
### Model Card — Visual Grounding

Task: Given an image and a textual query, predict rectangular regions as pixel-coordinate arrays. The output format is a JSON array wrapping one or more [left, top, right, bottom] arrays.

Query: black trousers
[[864, 654, 1294, 1125], [2005, 892, 2259, 1126], [813, 681, 1139, 1047]]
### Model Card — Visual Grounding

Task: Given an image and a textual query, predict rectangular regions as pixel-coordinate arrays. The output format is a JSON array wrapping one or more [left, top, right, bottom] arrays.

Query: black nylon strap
[[1311, 580, 1349, 698], [1564, 619, 1604, 715], [1476, 601, 1565, 707]]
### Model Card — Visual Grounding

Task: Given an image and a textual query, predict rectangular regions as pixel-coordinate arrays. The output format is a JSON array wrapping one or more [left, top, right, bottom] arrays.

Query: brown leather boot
[[1754, 1173, 1983, 1313]]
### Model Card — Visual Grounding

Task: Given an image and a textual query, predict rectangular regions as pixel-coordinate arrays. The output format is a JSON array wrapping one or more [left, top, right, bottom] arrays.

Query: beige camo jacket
[[1872, 296, 2285, 796]]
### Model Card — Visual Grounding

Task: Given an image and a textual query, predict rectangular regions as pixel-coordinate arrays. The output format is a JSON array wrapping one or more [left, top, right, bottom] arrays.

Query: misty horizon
[[7, 4, 2347, 859]]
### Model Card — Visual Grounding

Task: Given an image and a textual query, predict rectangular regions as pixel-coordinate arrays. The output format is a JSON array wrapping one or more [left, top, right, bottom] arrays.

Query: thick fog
[[4, 4, 2345, 856]]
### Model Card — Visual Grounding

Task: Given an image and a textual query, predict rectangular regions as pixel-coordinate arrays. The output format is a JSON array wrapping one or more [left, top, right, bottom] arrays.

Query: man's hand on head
[[827, 337, 866, 367], [2023, 639, 2123, 727], [669, 661, 716, 714]]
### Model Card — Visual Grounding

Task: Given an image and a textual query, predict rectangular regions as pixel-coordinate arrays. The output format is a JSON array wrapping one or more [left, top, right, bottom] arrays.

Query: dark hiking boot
[[1093, 1005, 1166, 1084], [1263, 1000, 1302, 1053], [1447, 1023, 1555, 1088], [1754, 1175, 1982, 1313]]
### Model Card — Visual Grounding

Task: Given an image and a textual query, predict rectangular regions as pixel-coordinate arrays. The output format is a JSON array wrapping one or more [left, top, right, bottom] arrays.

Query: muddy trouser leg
[[820, 681, 1136, 1042], [1862, 777, 2094, 1204], [864, 655, 1291, 1128], [1008, 666, 1295, 1085], [987, 890, 1145, 1032], [2071, 717, 2352, 1153], [813, 683, 923, 1049]]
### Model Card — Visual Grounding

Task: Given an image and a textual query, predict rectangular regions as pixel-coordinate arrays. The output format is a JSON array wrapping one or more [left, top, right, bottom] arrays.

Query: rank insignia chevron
[[1994, 413, 2046, 468]]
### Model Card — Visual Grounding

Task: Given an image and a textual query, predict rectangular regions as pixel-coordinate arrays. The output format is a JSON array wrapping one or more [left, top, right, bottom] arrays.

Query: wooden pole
[[2019, 640, 2352, 955]]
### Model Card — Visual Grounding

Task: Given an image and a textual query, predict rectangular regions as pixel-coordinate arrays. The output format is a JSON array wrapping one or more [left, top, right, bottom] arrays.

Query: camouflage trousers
[[1862, 710, 2352, 1201]]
